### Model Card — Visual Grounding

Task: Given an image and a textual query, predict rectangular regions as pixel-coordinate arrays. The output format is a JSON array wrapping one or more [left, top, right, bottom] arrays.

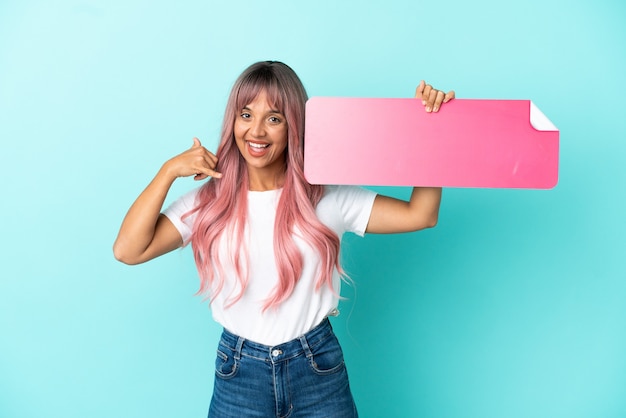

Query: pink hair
[[185, 61, 343, 310]]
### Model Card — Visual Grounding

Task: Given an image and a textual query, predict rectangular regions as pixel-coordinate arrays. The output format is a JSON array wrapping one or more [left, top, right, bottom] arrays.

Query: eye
[[240, 112, 251, 119], [268, 116, 282, 124]]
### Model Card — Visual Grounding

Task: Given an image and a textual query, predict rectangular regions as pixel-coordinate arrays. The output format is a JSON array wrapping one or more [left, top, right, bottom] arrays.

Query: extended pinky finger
[[209, 168, 223, 179]]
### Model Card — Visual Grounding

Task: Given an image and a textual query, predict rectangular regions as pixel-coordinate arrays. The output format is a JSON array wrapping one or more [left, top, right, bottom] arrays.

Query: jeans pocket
[[215, 347, 239, 379], [308, 335, 346, 376]]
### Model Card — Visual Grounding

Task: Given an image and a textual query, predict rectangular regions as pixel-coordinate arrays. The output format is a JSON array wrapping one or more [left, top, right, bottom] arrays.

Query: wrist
[[157, 161, 179, 184]]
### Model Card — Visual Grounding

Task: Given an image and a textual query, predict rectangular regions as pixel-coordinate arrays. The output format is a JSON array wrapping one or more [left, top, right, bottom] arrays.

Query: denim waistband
[[219, 318, 334, 364]]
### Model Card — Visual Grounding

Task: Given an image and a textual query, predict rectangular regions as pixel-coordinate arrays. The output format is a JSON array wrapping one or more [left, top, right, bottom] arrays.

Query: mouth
[[248, 141, 270, 149], [246, 140, 271, 156]]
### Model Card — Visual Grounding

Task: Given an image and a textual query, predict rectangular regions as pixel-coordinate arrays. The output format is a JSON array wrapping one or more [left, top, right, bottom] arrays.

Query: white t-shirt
[[163, 185, 377, 345]]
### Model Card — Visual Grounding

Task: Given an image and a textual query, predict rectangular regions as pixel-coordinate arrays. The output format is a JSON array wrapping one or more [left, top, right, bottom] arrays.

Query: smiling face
[[234, 89, 289, 188]]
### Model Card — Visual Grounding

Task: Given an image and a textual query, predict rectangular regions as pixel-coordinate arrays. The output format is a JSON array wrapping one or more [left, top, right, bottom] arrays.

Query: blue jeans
[[208, 318, 358, 418]]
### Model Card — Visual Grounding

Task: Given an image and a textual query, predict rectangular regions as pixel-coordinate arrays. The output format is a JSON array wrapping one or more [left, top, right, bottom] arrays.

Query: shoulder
[[321, 185, 377, 205], [163, 186, 202, 217], [317, 185, 377, 236]]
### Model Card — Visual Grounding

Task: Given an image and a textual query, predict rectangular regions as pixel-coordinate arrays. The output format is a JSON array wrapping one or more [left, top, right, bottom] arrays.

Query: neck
[[247, 166, 286, 191]]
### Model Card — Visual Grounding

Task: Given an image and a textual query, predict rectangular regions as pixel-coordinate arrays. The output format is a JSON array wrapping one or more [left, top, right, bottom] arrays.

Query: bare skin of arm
[[113, 138, 221, 265]]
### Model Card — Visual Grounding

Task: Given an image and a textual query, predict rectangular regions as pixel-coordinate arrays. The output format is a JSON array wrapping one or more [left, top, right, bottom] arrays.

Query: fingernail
[[425, 106, 432, 112]]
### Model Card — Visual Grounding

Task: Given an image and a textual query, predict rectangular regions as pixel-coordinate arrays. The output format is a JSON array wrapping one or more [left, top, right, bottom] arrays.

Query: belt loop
[[234, 336, 245, 361], [299, 334, 313, 359]]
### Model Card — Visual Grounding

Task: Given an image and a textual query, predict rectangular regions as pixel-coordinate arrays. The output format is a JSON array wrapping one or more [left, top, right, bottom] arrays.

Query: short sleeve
[[162, 187, 200, 245], [329, 185, 377, 237]]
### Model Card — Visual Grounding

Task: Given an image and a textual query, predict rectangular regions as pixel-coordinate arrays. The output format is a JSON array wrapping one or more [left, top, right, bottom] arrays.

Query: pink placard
[[304, 97, 559, 189]]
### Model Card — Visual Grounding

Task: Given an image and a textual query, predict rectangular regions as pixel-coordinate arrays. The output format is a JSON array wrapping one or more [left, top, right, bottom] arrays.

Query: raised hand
[[415, 80, 455, 113], [164, 137, 222, 181]]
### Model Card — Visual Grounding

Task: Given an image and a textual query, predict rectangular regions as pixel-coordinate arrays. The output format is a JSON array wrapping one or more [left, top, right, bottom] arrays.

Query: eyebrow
[[242, 105, 282, 114]]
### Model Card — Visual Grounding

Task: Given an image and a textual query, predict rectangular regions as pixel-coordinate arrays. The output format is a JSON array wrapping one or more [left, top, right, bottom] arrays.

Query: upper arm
[[366, 191, 440, 234]]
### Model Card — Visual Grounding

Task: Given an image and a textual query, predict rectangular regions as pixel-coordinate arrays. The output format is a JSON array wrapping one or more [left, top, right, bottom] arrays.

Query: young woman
[[113, 61, 454, 417]]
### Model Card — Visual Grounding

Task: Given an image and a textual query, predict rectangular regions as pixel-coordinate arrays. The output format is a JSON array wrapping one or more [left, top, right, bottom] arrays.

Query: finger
[[193, 166, 222, 181], [443, 90, 456, 103], [415, 80, 426, 102], [195, 168, 222, 180], [197, 154, 222, 179], [205, 163, 223, 178], [199, 153, 219, 177], [422, 84, 433, 106], [425, 88, 439, 112], [432, 90, 446, 113], [204, 151, 218, 167], [192, 137, 202, 148], [194, 170, 222, 180]]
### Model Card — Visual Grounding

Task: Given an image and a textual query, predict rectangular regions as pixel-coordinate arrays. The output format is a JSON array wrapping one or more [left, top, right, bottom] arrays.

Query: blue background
[[1, 1, 625, 417]]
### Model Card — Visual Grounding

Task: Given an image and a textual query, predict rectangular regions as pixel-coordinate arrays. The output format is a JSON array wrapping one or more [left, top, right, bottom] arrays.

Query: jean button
[[272, 349, 282, 357]]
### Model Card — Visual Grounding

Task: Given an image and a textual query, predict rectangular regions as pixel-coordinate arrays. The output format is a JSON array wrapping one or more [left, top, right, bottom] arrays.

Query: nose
[[250, 118, 266, 138]]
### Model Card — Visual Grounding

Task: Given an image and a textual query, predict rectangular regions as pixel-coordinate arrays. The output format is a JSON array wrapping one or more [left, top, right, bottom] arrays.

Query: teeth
[[249, 142, 269, 149]]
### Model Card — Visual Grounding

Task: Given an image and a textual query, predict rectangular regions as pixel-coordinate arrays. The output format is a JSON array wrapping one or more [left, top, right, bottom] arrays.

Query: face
[[234, 90, 289, 179]]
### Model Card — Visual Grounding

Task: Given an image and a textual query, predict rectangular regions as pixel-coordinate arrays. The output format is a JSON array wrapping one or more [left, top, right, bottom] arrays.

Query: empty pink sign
[[304, 97, 559, 189]]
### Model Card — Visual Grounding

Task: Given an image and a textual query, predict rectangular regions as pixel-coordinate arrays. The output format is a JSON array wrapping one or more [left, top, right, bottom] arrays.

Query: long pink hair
[[186, 61, 342, 310]]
